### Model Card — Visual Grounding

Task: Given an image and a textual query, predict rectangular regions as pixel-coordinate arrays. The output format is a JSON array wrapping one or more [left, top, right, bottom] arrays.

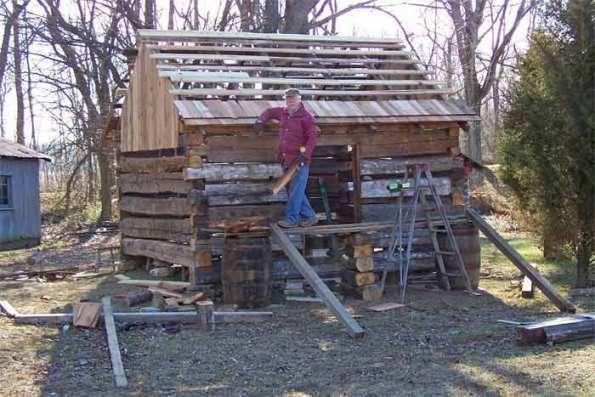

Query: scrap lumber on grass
[[73, 302, 102, 328], [516, 313, 595, 345], [467, 208, 576, 313], [0, 300, 18, 318]]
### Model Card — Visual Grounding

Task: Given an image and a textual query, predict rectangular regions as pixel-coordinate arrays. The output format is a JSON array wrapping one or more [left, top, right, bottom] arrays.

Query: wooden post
[[101, 297, 128, 388], [351, 143, 362, 223], [466, 208, 576, 313], [271, 225, 365, 338]]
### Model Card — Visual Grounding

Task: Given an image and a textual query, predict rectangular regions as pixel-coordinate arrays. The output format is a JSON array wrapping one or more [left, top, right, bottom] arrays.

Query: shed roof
[[0, 137, 51, 161]]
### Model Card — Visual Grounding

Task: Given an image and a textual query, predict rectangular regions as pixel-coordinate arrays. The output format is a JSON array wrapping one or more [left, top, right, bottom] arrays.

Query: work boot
[[278, 219, 298, 228], [300, 217, 318, 227]]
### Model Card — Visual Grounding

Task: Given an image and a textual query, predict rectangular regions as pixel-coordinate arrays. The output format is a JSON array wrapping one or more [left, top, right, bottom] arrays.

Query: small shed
[[116, 30, 478, 283], [0, 137, 51, 250]]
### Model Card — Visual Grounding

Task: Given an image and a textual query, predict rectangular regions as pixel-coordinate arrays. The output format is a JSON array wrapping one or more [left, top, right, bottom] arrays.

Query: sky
[[1, 0, 533, 146]]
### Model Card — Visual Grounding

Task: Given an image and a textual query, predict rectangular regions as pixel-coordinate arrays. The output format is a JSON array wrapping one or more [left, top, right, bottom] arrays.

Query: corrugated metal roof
[[174, 99, 477, 124], [0, 137, 51, 161]]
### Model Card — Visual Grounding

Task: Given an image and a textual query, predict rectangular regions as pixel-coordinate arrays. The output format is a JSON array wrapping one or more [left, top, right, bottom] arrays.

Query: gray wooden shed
[[0, 137, 51, 250]]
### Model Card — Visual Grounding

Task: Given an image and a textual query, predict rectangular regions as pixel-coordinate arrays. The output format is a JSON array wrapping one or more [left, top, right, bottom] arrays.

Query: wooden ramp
[[271, 225, 365, 338], [466, 208, 576, 313]]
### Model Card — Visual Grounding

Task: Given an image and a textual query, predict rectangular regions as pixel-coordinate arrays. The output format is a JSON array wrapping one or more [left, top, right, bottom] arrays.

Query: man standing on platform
[[253, 88, 319, 228]]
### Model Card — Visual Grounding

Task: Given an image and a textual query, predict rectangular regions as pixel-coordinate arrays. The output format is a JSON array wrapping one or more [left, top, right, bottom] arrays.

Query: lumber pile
[[516, 313, 595, 345]]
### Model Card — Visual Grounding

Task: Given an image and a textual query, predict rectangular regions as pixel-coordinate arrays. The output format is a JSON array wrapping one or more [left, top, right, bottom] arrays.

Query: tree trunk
[[167, 0, 175, 29], [13, 0, 25, 145], [97, 136, 113, 222], [24, 8, 36, 149], [282, 0, 318, 34], [193, 0, 199, 29], [144, 0, 155, 28], [263, 0, 280, 33]]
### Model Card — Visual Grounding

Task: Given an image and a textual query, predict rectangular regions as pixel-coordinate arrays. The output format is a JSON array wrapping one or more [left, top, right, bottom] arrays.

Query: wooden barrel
[[222, 234, 272, 308], [437, 221, 481, 289]]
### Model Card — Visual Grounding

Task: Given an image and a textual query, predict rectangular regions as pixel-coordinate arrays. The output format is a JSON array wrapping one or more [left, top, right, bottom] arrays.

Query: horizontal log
[[158, 64, 425, 76], [361, 177, 451, 198], [184, 163, 283, 181], [153, 45, 411, 57], [171, 87, 452, 98], [360, 137, 458, 158], [119, 156, 186, 173], [120, 173, 190, 195], [205, 182, 287, 205], [122, 238, 208, 268], [360, 155, 463, 176], [208, 204, 285, 221], [120, 196, 191, 216], [120, 217, 192, 243]]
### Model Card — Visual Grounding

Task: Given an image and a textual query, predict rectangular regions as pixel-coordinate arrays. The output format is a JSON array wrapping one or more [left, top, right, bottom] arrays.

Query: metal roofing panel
[[0, 137, 51, 161]]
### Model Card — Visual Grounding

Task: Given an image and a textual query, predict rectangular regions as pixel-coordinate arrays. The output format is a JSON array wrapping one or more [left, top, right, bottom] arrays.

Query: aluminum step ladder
[[380, 163, 473, 302]]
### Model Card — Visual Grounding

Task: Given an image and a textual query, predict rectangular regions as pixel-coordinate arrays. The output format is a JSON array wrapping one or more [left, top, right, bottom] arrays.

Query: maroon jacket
[[257, 103, 318, 167]]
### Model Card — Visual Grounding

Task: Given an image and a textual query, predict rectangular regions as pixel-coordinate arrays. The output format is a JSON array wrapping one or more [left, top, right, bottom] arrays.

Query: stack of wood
[[340, 242, 383, 301]]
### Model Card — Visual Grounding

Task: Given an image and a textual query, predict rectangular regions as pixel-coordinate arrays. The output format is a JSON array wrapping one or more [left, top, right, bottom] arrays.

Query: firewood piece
[[149, 267, 173, 278], [0, 300, 19, 318], [342, 270, 377, 287], [148, 287, 184, 299], [182, 291, 206, 305], [521, 275, 534, 299], [272, 162, 299, 195], [101, 297, 128, 388], [349, 244, 373, 258], [73, 302, 102, 328], [118, 289, 153, 307], [342, 255, 375, 272], [197, 300, 215, 330], [343, 283, 384, 301], [367, 302, 406, 312]]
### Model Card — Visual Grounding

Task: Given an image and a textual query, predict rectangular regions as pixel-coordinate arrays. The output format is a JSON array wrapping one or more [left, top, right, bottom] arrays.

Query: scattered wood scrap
[[521, 275, 534, 299], [148, 287, 184, 299], [102, 297, 128, 388], [516, 313, 595, 345], [367, 302, 406, 312], [182, 291, 206, 305], [73, 302, 102, 328], [113, 289, 153, 307], [0, 300, 19, 318]]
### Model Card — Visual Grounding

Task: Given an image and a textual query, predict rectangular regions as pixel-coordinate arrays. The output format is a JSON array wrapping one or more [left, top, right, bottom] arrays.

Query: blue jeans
[[285, 165, 316, 224]]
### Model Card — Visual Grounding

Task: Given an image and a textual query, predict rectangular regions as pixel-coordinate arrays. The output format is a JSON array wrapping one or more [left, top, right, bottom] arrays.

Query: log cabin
[[115, 30, 479, 288]]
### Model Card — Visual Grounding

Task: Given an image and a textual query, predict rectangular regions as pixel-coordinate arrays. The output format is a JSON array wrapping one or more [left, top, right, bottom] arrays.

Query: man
[[253, 88, 319, 228]]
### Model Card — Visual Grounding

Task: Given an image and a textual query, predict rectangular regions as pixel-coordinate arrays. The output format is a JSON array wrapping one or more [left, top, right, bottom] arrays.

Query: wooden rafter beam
[[151, 53, 418, 65], [170, 88, 451, 98]]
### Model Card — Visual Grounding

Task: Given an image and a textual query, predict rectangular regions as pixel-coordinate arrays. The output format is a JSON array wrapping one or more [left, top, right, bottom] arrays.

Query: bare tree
[[0, 0, 29, 99], [12, 0, 25, 144]]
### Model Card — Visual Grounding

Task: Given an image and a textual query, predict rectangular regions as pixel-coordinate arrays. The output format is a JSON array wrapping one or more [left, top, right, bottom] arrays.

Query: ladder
[[380, 163, 472, 302]]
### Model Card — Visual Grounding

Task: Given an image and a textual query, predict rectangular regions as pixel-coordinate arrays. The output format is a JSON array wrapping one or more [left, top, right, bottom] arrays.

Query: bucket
[[222, 234, 272, 308]]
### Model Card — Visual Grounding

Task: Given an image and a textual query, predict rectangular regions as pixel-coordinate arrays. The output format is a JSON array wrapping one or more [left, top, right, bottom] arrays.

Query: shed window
[[0, 175, 11, 207]]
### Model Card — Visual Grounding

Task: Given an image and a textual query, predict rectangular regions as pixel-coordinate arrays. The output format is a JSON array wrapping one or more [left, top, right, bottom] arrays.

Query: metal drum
[[222, 234, 272, 308], [438, 221, 481, 289]]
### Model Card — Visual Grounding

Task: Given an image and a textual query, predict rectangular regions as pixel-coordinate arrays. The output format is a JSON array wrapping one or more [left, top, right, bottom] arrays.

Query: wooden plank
[[466, 208, 576, 313], [163, 72, 442, 87], [271, 224, 365, 338], [120, 196, 191, 217], [0, 300, 19, 318], [522, 275, 534, 298], [119, 156, 186, 173], [153, 44, 411, 57], [154, 53, 419, 65], [213, 311, 273, 323], [184, 163, 283, 181], [138, 30, 405, 46], [101, 297, 128, 388], [121, 238, 206, 268], [117, 279, 191, 289], [148, 287, 184, 299], [119, 173, 190, 195], [361, 155, 462, 175], [171, 88, 452, 98], [158, 64, 427, 76], [367, 302, 406, 312]]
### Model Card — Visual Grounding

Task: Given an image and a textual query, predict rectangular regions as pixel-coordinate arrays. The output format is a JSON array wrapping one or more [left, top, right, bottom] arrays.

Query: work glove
[[252, 121, 264, 134]]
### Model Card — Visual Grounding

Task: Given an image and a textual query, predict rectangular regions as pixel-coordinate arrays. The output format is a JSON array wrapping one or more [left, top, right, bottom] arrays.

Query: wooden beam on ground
[[0, 300, 19, 318], [271, 225, 365, 338], [117, 279, 191, 289], [466, 208, 576, 313], [101, 297, 128, 388]]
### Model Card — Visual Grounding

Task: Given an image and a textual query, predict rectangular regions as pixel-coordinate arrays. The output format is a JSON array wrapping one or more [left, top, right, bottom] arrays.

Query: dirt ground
[[0, 219, 594, 397]]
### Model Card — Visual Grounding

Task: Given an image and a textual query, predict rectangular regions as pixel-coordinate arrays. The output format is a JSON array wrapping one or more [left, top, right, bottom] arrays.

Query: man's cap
[[283, 88, 301, 98]]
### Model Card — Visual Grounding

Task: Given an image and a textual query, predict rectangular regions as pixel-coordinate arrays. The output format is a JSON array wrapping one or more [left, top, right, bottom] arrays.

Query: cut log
[[342, 256, 374, 272], [148, 287, 184, 299], [467, 208, 576, 313], [119, 173, 190, 195], [114, 289, 153, 307], [73, 302, 102, 328], [342, 270, 377, 287], [367, 302, 406, 312], [182, 291, 206, 305], [184, 163, 283, 181], [521, 275, 534, 299], [101, 297, 128, 388]]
